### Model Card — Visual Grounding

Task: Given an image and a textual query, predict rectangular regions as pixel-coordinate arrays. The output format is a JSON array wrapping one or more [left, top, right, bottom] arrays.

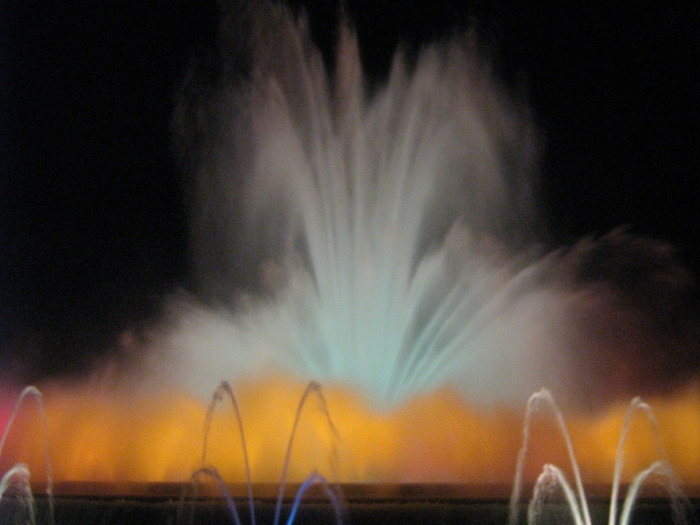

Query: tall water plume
[[160, 0, 698, 410]]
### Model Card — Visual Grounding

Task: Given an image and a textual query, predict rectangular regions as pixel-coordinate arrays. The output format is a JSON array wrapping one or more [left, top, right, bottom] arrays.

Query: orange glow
[[1, 376, 699, 493]]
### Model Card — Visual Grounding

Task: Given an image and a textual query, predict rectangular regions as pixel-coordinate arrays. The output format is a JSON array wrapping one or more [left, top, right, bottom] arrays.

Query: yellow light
[[1, 376, 698, 494]]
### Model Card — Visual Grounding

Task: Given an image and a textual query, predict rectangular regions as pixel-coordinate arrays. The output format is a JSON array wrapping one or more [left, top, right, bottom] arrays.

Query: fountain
[[508, 389, 694, 525], [2, 382, 697, 524], [1, 382, 346, 524], [0, 386, 54, 525], [177, 381, 343, 525], [161, 0, 699, 413], [165, 0, 551, 408], [0, 0, 699, 522], [179, 381, 344, 525]]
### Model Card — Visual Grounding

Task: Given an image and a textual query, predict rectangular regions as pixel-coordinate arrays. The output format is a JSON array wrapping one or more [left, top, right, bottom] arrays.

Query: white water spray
[[160, 0, 695, 410], [0, 386, 55, 525], [508, 389, 693, 525]]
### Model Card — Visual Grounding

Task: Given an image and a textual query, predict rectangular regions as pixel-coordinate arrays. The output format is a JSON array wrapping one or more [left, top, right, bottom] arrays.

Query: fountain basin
[[11, 483, 699, 525]]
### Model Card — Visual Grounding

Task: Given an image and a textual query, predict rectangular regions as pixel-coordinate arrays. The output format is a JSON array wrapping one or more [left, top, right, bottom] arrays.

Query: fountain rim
[[29, 481, 700, 501]]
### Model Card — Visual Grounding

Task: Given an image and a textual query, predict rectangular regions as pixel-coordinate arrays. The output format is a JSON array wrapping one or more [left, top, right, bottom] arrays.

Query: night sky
[[1, 1, 698, 382]]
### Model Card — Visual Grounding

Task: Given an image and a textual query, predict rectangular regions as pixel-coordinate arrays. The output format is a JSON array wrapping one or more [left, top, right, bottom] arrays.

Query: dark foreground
[[20, 499, 700, 525], [2, 484, 698, 524]]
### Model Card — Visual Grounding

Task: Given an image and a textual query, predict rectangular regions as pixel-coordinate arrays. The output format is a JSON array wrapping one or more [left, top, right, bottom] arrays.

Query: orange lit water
[[1, 376, 698, 492]]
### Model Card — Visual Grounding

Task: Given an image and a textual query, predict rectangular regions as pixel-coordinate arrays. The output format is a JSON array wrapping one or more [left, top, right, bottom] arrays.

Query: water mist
[[158, 0, 698, 411]]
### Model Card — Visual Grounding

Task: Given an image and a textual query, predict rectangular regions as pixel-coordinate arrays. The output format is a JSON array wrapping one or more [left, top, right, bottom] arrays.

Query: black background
[[1, 1, 698, 381]]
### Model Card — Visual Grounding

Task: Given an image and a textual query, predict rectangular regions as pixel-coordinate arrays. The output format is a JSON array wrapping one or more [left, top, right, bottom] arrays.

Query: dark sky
[[1, 0, 698, 381]]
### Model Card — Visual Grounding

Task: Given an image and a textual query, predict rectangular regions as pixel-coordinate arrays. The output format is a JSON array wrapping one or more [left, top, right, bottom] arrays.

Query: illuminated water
[[2, 383, 694, 524], [0, 3, 698, 523], [163, 0, 589, 409], [1, 383, 343, 525], [508, 389, 693, 525], [161, 0, 696, 412], [0, 386, 55, 525], [180, 381, 343, 525]]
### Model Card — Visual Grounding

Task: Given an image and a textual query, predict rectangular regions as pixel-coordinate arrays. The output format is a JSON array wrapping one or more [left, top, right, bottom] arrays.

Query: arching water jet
[[180, 380, 343, 525], [508, 389, 695, 525], [0, 386, 55, 525]]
